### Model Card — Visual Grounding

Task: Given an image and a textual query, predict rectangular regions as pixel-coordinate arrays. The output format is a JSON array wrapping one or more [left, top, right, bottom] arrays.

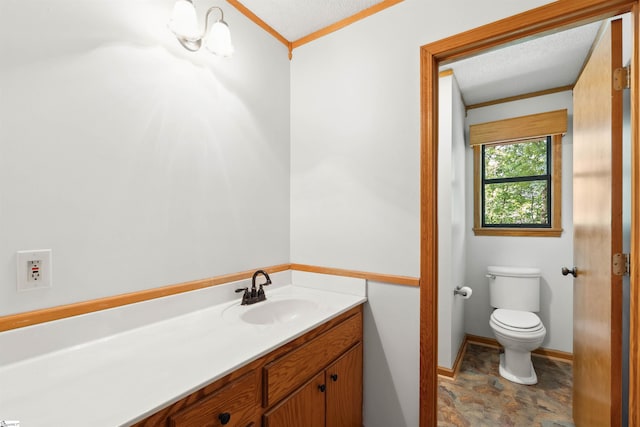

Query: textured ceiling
[[234, 2, 613, 106], [238, 0, 385, 41], [444, 21, 603, 106]]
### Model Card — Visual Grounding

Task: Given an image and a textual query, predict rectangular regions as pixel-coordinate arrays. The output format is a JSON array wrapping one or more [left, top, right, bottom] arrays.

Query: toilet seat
[[491, 309, 543, 333]]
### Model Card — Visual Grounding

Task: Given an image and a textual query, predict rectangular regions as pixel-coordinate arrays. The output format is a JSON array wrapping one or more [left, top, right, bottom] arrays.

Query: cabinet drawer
[[169, 370, 259, 427], [263, 312, 362, 407]]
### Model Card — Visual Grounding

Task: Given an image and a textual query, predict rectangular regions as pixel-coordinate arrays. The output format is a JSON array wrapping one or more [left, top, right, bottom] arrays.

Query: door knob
[[561, 267, 577, 277]]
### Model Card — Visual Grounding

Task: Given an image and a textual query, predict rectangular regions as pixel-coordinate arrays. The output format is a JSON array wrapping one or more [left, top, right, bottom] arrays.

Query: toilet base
[[498, 353, 538, 385]]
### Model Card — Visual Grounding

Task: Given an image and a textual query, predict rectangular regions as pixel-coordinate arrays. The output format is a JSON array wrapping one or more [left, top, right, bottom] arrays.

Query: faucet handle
[[257, 283, 268, 301], [235, 287, 251, 305]]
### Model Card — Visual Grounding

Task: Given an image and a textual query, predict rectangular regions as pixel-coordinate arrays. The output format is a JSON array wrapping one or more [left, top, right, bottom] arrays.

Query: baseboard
[[466, 334, 573, 363], [532, 346, 574, 363], [437, 333, 573, 378], [437, 336, 469, 379], [465, 334, 501, 349]]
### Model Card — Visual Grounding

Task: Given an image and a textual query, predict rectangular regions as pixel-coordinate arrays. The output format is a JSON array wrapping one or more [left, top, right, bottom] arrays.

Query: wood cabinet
[[263, 313, 361, 407], [326, 343, 363, 427], [132, 305, 363, 427], [263, 372, 326, 427], [169, 370, 259, 427], [264, 343, 362, 427]]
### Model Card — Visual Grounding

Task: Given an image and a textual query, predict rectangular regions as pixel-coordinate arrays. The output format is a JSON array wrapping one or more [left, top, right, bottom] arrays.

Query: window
[[470, 110, 566, 237], [483, 137, 551, 227]]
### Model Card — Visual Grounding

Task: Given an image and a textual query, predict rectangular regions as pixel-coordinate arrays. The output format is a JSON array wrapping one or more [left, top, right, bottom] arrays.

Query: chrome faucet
[[235, 270, 272, 305]]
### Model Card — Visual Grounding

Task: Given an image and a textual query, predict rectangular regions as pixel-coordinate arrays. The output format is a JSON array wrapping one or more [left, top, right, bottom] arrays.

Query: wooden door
[[263, 372, 325, 427], [572, 18, 623, 426], [326, 343, 363, 427]]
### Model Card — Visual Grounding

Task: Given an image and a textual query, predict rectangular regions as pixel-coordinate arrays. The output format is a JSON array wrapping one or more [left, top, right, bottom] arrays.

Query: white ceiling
[[239, 0, 386, 41], [234, 2, 607, 106], [443, 21, 603, 106]]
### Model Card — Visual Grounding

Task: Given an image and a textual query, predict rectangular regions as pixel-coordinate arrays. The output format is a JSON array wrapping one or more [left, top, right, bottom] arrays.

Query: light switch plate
[[17, 249, 52, 291]]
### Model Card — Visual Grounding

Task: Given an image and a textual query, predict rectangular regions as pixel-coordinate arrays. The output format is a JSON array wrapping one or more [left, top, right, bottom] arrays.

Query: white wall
[[364, 282, 419, 427], [290, 0, 554, 277], [0, 0, 291, 315], [289, 0, 554, 425], [438, 74, 467, 368], [463, 91, 574, 352]]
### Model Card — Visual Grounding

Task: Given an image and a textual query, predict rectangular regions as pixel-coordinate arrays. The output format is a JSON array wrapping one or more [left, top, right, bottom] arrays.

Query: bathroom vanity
[[133, 305, 362, 427], [0, 279, 366, 426]]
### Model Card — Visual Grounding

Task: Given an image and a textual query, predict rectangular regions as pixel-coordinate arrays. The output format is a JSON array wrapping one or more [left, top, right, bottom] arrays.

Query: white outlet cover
[[17, 249, 52, 291]]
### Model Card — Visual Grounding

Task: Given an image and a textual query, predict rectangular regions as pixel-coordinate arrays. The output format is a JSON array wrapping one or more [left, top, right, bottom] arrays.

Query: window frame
[[473, 134, 563, 237], [481, 136, 552, 229]]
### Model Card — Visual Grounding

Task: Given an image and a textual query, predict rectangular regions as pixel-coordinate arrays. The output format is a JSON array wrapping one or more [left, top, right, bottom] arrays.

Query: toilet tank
[[488, 266, 541, 312]]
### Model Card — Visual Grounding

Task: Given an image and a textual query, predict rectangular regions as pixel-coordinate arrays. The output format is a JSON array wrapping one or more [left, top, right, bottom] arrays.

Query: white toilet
[[487, 265, 546, 385]]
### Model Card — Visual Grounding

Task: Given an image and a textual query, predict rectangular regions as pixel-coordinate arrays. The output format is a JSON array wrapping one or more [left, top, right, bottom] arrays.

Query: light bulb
[[168, 0, 199, 39], [206, 20, 234, 57]]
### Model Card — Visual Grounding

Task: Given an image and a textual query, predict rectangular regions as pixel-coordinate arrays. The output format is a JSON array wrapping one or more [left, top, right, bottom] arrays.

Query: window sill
[[472, 227, 563, 237]]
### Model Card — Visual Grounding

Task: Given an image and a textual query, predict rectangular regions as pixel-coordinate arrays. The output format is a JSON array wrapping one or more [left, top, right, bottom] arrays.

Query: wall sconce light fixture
[[168, 0, 234, 57]]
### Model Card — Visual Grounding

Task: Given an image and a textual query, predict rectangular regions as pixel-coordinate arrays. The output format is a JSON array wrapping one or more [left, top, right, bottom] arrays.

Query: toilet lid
[[492, 309, 541, 330]]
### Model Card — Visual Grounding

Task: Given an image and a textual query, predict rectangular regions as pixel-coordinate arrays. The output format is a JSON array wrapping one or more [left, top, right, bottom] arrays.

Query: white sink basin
[[223, 297, 319, 325]]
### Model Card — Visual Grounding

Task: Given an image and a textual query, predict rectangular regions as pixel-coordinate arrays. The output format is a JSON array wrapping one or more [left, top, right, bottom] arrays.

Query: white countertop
[[0, 284, 366, 426]]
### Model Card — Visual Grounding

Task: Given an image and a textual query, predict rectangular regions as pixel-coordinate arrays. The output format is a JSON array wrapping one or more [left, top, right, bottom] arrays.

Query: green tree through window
[[482, 137, 551, 227]]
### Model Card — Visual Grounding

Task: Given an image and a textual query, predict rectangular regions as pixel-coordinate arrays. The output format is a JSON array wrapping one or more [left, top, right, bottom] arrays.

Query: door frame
[[418, 1, 639, 426]]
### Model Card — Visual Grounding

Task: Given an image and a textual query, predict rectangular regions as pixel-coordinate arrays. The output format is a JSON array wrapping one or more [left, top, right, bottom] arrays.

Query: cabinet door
[[326, 343, 363, 427], [263, 372, 325, 427]]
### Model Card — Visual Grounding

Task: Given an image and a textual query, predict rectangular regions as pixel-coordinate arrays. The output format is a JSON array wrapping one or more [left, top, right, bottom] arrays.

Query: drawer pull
[[318, 384, 326, 393], [330, 374, 338, 382], [218, 412, 231, 425]]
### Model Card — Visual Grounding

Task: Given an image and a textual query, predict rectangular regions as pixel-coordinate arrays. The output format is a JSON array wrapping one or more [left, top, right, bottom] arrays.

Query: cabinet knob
[[218, 412, 231, 425], [330, 374, 338, 382], [318, 384, 326, 392]]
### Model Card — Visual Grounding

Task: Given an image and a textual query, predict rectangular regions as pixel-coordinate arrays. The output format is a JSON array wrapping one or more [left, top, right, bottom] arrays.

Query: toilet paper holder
[[453, 286, 469, 297]]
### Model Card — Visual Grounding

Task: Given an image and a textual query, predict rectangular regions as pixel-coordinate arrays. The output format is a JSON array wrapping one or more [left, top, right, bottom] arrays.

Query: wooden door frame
[[419, 1, 639, 426]]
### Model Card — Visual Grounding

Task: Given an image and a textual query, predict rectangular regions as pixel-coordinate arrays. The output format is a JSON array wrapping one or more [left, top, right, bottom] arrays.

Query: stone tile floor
[[438, 343, 574, 427]]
